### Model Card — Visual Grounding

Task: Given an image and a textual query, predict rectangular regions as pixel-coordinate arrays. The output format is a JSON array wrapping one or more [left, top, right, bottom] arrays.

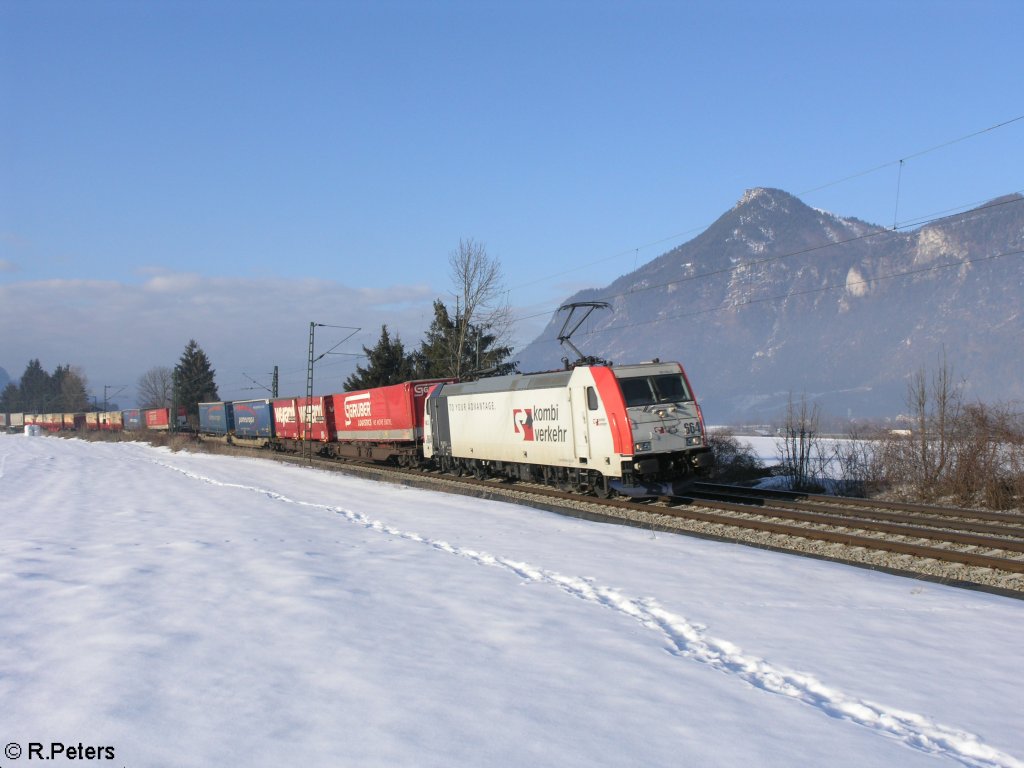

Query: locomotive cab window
[[652, 374, 692, 403], [619, 375, 692, 407], [619, 378, 656, 407], [587, 386, 599, 411]]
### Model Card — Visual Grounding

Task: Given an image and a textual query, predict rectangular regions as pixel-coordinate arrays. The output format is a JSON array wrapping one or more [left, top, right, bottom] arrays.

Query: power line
[[507, 113, 1024, 298], [525, 245, 1024, 348], [507, 192, 1024, 328], [798, 113, 1024, 197]]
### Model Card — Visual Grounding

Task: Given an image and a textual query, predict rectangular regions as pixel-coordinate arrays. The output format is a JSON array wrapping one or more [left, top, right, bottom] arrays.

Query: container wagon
[[230, 399, 274, 445], [325, 379, 454, 464], [198, 401, 235, 438], [271, 396, 335, 448]]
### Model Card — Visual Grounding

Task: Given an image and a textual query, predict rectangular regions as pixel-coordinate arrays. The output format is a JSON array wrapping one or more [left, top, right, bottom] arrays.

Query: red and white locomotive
[[424, 360, 711, 496]]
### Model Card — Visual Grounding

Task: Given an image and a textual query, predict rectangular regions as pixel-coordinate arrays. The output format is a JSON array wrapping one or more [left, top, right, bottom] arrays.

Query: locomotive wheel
[[594, 475, 614, 499]]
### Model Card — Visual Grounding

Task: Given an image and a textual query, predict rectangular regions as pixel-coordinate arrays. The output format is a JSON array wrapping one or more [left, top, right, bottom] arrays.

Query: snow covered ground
[[1, 434, 1022, 768]]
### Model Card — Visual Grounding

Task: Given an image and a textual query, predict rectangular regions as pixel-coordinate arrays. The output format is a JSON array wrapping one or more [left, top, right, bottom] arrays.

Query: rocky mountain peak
[[516, 189, 1024, 422]]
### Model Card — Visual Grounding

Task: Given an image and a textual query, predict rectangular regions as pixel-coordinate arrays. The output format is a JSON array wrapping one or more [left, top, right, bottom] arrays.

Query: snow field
[[1, 435, 1022, 767]]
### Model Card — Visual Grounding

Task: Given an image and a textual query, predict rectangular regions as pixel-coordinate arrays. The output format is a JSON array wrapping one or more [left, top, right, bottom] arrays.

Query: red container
[[144, 407, 170, 429], [331, 380, 452, 442], [271, 396, 335, 442]]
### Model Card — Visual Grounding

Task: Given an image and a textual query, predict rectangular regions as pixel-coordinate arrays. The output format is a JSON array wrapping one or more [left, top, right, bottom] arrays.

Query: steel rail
[[681, 487, 1024, 540], [692, 482, 1024, 524]]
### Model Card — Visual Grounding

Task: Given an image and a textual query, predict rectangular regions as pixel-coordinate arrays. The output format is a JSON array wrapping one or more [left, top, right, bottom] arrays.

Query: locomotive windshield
[[618, 374, 692, 407]]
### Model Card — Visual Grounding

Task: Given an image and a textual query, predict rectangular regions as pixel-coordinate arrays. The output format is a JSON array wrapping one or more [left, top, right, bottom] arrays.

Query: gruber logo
[[343, 392, 372, 426], [513, 409, 534, 440]]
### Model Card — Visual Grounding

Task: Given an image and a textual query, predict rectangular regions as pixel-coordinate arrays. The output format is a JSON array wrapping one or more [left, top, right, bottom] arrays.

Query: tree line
[[0, 338, 220, 421], [0, 360, 90, 414]]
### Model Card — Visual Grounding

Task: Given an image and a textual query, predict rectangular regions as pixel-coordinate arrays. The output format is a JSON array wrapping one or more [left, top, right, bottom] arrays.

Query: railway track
[[70, 433, 1024, 596], [262, 448, 1024, 596]]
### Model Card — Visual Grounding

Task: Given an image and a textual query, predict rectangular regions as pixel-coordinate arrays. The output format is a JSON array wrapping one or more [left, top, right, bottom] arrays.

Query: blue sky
[[1, 0, 1022, 405]]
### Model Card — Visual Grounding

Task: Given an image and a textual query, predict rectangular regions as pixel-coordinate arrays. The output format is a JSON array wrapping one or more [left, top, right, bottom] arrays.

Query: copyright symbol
[[4, 742, 22, 759]]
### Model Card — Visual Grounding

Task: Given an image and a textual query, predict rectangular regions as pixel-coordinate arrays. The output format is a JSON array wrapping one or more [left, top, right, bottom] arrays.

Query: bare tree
[[448, 238, 513, 378], [137, 366, 174, 409], [776, 394, 823, 491], [906, 351, 961, 496]]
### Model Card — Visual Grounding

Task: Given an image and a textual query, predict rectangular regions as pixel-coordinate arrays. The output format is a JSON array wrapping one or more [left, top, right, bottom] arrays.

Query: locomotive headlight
[[686, 436, 702, 446], [634, 441, 651, 452]]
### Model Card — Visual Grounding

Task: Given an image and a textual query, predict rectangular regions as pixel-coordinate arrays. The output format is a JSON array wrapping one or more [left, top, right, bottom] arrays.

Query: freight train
[[3, 360, 712, 497], [3, 406, 187, 435]]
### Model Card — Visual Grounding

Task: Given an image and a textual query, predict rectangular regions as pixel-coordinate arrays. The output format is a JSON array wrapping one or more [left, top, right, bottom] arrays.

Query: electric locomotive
[[423, 360, 712, 496]]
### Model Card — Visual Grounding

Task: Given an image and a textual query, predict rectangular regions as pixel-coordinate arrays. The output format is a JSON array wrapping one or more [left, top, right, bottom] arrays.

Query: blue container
[[122, 409, 142, 431], [231, 399, 274, 439], [198, 401, 235, 435]]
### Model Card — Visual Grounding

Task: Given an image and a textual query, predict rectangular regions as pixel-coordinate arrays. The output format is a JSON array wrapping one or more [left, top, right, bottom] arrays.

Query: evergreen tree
[[173, 339, 219, 423], [55, 366, 90, 411], [3, 361, 91, 413], [411, 299, 514, 380], [464, 322, 515, 378], [18, 359, 53, 413], [343, 325, 415, 391], [411, 300, 459, 379], [0, 381, 20, 413]]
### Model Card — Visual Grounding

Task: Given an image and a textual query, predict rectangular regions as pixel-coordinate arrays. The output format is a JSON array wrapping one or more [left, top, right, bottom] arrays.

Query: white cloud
[[0, 274, 438, 406], [0, 258, 19, 273]]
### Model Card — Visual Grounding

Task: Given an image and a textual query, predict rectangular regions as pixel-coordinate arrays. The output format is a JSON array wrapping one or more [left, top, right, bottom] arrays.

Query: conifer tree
[[343, 325, 414, 391], [0, 382, 20, 413], [55, 366, 90, 411], [411, 299, 515, 380], [173, 339, 219, 422], [18, 359, 53, 413], [411, 300, 459, 379]]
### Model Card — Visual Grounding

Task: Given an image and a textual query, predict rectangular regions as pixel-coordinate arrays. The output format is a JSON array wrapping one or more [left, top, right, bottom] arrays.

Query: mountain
[[515, 188, 1024, 424]]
